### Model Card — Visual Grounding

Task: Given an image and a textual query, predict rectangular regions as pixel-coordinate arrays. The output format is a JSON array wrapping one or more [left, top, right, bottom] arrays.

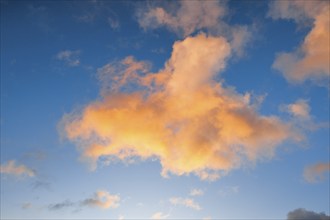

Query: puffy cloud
[[189, 188, 204, 197], [287, 208, 330, 220], [169, 197, 201, 211], [0, 160, 35, 177], [136, 1, 251, 56], [137, 0, 226, 37], [56, 50, 81, 67], [303, 162, 330, 183], [282, 99, 310, 119], [151, 212, 170, 219], [81, 190, 120, 209], [269, 1, 330, 84], [60, 33, 300, 181]]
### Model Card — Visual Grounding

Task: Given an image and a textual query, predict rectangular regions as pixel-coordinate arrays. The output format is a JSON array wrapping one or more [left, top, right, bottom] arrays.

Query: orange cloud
[[81, 190, 120, 209], [0, 160, 35, 177], [136, 1, 251, 57], [283, 99, 310, 119], [269, 1, 330, 83], [60, 33, 300, 180], [303, 162, 330, 183]]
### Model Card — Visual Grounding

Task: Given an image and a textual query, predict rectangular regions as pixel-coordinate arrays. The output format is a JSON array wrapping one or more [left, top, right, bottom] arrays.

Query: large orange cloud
[[269, 0, 330, 83], [60, 33, 300, 180]]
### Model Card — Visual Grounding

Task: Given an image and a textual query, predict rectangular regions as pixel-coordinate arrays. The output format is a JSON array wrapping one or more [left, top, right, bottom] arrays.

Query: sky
[[0, 0, 329, 219]]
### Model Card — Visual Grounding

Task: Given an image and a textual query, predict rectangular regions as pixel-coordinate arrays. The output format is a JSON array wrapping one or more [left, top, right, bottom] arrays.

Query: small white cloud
[[108, 17, 119, 29], [56, 50, 81, 67], [189, 188, 204, 197], [0, 160, 35, 177], [169, 197, 201, 210], [151, 212, 169, 219]]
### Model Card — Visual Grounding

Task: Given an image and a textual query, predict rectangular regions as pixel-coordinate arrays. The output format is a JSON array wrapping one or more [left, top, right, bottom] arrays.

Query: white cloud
[[189, 188, 204, 197], [169, 197, 201, 210], [0, 160, 35, 177], [151, 212, 170, 219]]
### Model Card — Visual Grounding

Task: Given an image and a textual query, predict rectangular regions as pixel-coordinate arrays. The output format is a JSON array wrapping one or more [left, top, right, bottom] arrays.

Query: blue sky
[[1, 1, 329, 219]]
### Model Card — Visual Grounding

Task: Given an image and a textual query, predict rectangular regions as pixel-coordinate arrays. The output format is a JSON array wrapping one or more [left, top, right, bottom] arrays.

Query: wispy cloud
[[303, 162, 330, 183], [48, 190, 120, 211], [189, 188, 204, 197], [169, 197, 201, 210], [81, 190, 120, 209], [136, 0, 252, 56], [151, 212, 170, 219], [48, 200, 74, 211], [21, 202, 32, 209], [56, 50, 81, 67], [60, 33, 301, 180], [287, 208, 330, 220], [269, 1, 330, 84], [0, 160, 36, 177]]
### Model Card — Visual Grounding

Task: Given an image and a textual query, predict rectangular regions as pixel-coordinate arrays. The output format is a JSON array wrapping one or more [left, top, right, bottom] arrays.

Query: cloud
[[269, 1, 330, 84], [21, 202, 32, 209], [287, 208, 330, 220], [282, 99, 310, 119], [81, 190, 120, 209], [136, 1, 252, 56], [0, 160, 36, 177], [48, 200, 74, 211], [189, 188, 204, 197], [137, 1, 226, 37], [303, 162, 330, 183], [151, 212, 170, 219], [169, 197, 201, 210], [60, 33, 301, 181], [56, 50, 81, 67]]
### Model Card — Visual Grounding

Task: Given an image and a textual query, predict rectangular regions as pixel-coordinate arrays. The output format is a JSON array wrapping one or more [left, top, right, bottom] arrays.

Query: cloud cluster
[[269, 1, 330, 84], [56, 50, 81, 67], [169, 197, 201, 211], [303, 162, 330, 183], [0, 160, 36, 177], [61, 33, 301, 181], [287, 208, 330, 220]]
